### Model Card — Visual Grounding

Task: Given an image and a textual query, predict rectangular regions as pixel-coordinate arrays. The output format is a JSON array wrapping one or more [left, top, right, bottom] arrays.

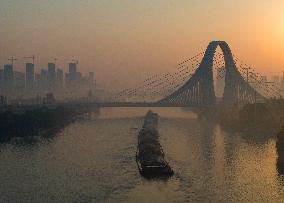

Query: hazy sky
[[1, 0, 284, 91]]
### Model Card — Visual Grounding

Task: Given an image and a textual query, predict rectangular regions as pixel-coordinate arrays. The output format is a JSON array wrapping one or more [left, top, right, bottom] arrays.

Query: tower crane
[[8, 57, 17, 67], [53, 58, 58, 65], [23, 55, 35, 64], [71, 59, 79, 64]]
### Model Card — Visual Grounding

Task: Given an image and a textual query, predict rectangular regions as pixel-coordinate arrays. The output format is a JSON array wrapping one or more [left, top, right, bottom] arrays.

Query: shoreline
[[0, 105, 92, 143]]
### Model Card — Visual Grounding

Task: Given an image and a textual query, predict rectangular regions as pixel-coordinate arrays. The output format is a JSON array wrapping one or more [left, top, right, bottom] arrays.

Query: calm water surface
[[0, 107, 284, 202]]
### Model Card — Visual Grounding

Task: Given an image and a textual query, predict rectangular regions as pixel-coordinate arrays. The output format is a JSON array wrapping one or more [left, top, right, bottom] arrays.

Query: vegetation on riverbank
[[218, 99, 284, 141], [0, 106, 85, 143]]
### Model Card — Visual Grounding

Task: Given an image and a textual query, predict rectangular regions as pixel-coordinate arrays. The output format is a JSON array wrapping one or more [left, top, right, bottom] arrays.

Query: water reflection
[[0, 107, 284, 202]]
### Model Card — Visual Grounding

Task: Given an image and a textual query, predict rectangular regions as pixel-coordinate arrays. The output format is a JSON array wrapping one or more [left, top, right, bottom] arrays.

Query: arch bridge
[[97, 41, 272, 108], [158, 41, 264, 107]]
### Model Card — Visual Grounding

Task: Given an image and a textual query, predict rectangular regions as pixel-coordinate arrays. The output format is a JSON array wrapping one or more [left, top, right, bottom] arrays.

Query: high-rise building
[[68, 63, 77, 87], [48, 63, 56, 89], [80, 76, 89, 89], [3, 64, 14, 90], [76, 72, 82, 83], [69, 63, 76, 74], [14, 71, 25, 90], [40, 69, 48, 90], [26, 63, 35, 89], [34, 73, 41, 90], [56, 68, 63, 88]]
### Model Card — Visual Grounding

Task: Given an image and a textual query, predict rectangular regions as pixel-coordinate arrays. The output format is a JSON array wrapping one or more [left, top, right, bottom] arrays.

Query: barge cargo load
[[136, 110, 173, 178]]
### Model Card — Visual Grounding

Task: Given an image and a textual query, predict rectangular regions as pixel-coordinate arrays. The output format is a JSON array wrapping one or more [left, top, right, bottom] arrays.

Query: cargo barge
[[136, 111, 173, 178]]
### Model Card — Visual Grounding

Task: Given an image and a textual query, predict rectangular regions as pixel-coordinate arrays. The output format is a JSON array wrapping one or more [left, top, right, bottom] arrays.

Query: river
[[0, 107, 284, 202]]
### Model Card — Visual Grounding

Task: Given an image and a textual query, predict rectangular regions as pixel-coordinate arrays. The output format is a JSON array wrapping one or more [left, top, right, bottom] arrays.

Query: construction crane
[[52, 58, 58, 65], [8, 57, 17, 67], [23, 55, 35, 64], [71, 59, 79, 64]]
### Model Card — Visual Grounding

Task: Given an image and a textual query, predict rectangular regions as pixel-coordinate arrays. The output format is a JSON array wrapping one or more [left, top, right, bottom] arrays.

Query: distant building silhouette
[[0, 60, 96, 101], [35, 73, 40, 90], [3, 64, 14, 91], [40, 69, 48, 90], [76, 72, 82, 86], [68, 63, 77, 87], [65, 72, 69, 88], [26, 63, 35, 89], [47, 63, 56, 89], [14, 71, 25, 90], [56, 68, 63, 88]]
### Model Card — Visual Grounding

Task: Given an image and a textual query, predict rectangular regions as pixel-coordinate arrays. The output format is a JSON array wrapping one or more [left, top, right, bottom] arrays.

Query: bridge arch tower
[[159, 41, 263, 106]]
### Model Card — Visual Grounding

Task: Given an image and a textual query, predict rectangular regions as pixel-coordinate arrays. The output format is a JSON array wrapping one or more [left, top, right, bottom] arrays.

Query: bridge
[[94, 41, 281, 108]]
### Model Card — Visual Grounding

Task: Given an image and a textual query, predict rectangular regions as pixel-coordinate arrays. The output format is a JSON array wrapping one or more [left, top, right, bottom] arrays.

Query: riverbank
[[0, 105, 88, 143], [218, 99, 284, 140]]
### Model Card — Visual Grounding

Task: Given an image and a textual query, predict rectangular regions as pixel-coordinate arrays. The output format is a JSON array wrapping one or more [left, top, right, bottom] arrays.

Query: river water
[[0, 107, 284, 202]]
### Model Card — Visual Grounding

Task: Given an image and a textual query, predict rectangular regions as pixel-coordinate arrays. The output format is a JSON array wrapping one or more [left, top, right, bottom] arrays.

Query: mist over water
[[0, 107, 284, 202]]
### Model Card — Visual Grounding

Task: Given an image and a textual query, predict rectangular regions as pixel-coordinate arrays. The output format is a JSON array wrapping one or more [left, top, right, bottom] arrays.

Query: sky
[[0, 0, 284, 91]]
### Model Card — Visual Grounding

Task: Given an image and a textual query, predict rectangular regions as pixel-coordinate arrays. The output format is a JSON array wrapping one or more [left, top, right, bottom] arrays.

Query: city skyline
[[1, 0, 284, 91], [0, 61, 95, 101]]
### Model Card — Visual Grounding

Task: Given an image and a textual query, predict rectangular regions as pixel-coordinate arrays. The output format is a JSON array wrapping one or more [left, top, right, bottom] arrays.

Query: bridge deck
[[94, 102, 193, 107]]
